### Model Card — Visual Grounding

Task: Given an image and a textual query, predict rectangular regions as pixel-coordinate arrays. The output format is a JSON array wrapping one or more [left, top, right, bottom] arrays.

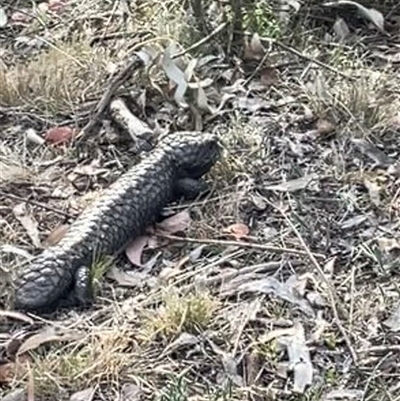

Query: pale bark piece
[[109, 98, 153, 145]]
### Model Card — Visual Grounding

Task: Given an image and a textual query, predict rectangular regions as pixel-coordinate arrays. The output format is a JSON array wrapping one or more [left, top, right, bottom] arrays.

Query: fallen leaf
[[13, 204, 41, 248], [125, 235, 150, 267], [44, 224, 70, 246], [277, 321, 313, 393], [44, 126, 76, 145], [161, 332, 200, 357], [189, 245, 206, 262], [323, 1, 385, 32], [17, 327, 84, 356], [69, 387, 96, 401], [161, 44, 189, 108], [340, 215, 368, 230], [226, 276, 315, 317], [265, 174, 319, 192], [107, 266, 152, 288], [223, 223, 250, 240], [121, 383, 143, 401], [333, 17, 350, 40], [352, 138, 394, 167], [221, 352, 244, 386], [155, 210, 192, 234]]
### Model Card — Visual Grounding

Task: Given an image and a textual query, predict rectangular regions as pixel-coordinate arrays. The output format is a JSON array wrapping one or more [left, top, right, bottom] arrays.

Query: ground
[[1, 0, 400, 400]]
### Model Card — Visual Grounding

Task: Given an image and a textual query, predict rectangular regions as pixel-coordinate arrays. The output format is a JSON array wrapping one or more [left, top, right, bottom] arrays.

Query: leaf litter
[[1, 0, 400, 400]]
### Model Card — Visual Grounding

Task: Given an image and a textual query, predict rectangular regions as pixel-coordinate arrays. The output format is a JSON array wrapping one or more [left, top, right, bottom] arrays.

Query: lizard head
[[161, 131, 221, 178]]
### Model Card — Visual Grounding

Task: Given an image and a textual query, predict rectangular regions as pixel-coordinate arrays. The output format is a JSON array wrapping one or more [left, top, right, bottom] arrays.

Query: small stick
[[0, 190, 73, 218], [172, 22, 228, 59], [271, 202, 359, 365], [157, 233, 326, 259], [255, 35, 355, 81]]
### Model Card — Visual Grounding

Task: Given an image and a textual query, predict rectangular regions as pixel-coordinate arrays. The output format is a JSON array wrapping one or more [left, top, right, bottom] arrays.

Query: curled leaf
[[223, 223, 250, 240]]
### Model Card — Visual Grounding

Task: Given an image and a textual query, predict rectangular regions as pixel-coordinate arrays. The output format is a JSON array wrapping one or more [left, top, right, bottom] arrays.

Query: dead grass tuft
[[0, 38, 111, 115], [303, 67, 399, 133], [23, 326, 136, 394], [140, 288, 218, 341]]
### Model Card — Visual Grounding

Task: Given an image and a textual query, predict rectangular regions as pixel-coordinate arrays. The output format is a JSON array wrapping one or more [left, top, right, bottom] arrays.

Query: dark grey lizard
[[12, 131, 221, 313]]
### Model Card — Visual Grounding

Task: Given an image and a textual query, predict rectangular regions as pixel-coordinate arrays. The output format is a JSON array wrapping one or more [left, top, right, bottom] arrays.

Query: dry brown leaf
[[223, 223, 250, 240], [17, 327, 84, 356], [125, 235, 150, 267], [155, 210, 192, 234], [44, 126, 76, 145], [12, 203, 41, 248], [44, 224, 70, 246]]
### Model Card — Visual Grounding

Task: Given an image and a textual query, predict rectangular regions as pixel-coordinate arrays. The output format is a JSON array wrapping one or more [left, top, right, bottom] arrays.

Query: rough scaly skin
[[13, 132, 220, 313]]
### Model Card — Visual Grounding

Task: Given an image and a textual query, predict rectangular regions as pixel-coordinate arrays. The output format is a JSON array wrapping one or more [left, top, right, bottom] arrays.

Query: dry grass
[[0, 38, 111, 115], [2, 0, 400, 400]]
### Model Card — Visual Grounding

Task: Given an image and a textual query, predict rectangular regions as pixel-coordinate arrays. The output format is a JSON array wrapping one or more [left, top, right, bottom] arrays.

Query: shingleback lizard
[[12, 131, 221, 313]]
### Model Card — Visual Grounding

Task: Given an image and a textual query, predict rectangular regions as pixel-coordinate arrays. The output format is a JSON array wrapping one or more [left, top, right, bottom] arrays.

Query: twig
[[157, 233, 326, 258], [254, 34, 355, 81], [172, 22, 228, 59], [270, 202, 359, 365], [77, 54, 145, 141], [0, 190, 74, 219]]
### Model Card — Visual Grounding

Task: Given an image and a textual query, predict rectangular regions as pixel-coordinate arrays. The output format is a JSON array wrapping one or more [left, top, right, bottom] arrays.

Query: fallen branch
[[157, 233, 326, 259], [109, 98, 154, 151], [77, 54, 145, 141]]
